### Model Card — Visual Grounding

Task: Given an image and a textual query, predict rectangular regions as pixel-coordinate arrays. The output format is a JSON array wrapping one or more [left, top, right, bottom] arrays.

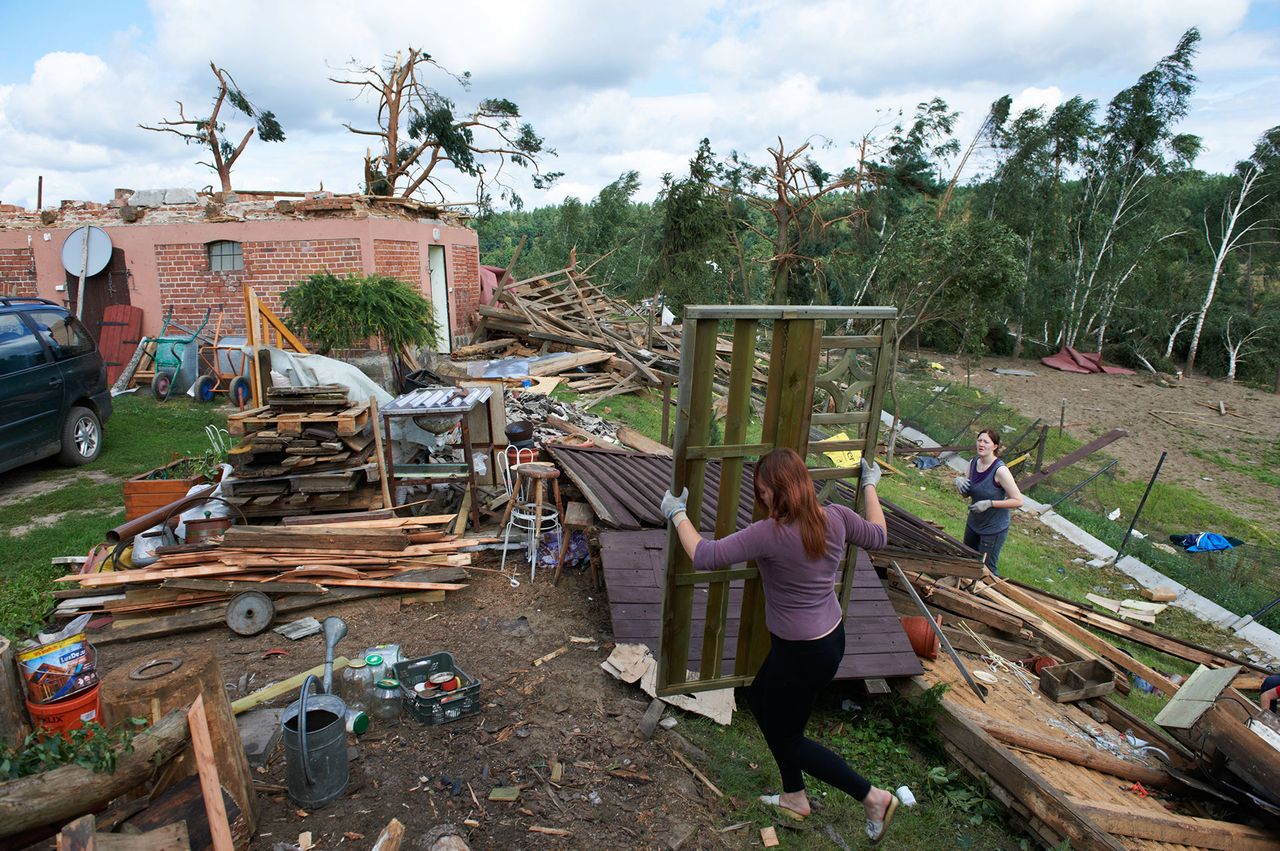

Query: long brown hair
[[754, 448, 828, 559]]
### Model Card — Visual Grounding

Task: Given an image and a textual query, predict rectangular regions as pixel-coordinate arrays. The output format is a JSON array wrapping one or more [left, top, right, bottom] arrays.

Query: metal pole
[[1116, 451, 1167, 561], [75, 230, 89, 321], [1047, 459, 1118, 511], [909, 381, 951, 425], [1059, 398, 1067, 437]]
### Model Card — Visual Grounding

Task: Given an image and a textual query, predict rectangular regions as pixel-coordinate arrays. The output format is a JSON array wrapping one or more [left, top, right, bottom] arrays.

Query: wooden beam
[[952, 706, 1173, 788], [1018, 429, 1128, 490], [985, 576, 1179, 696], [187, 695, 234, 851], [1070, 799, 1280, 851], [897, 677, 1126, 850]]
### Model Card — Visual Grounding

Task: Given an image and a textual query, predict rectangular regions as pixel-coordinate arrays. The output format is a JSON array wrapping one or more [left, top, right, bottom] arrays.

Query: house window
[[208, 240, 244, 272]]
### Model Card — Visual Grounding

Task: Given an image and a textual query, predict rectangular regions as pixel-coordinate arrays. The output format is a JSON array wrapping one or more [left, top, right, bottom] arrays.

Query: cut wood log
[[0, 709, 191, 839], [123, 772, 249, 851], [952, 706, 1172, 788]]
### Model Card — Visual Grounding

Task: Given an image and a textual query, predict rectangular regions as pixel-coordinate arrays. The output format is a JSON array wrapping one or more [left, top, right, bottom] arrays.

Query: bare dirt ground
[[929, 352, 1280, 539], [95, 551, 737, 851]]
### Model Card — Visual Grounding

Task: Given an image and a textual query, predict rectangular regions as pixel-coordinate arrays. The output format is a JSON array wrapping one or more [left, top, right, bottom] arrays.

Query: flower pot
[[122, 459, 208, 521], [900, 614, 943, 661]]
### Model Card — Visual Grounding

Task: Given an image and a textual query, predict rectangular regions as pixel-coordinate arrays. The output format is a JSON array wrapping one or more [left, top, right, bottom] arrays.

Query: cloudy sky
[[1, 0, 1277, 212]]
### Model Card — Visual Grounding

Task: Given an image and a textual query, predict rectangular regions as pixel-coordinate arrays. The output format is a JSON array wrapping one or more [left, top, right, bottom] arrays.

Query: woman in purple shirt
[[662, 448, 901, 843]]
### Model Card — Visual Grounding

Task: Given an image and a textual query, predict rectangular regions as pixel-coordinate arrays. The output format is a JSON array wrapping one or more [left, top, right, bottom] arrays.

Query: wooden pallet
[[227, 404, 370, 437]]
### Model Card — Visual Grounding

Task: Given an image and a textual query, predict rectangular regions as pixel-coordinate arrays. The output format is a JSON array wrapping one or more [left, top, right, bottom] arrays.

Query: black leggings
[[748, 625, 872, 800]]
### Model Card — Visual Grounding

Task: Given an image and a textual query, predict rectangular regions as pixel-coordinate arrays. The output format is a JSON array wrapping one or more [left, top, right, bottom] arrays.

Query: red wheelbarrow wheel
[[151, 371, 173, 401]]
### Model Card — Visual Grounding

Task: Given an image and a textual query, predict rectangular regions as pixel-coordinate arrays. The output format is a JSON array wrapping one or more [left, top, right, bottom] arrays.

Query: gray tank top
[[967, 458, 1010, 535]]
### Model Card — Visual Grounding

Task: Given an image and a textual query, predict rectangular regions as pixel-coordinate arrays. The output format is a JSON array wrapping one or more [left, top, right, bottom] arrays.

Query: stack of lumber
[[52, 514, 482, 643], [222, 385, 382, 518], [470, 261, 735, 403]]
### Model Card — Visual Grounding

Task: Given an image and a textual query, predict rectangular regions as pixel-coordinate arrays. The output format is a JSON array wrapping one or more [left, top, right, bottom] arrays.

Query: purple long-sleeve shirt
[[692, 504, 887, 641]]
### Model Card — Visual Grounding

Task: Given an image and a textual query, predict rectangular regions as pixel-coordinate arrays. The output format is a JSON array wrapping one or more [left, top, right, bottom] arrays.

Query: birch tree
[[1185, 163, 1271, 374]]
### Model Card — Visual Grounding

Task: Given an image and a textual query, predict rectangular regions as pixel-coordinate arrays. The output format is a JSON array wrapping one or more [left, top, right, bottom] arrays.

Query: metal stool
[[553, 500, 599, 588], [500, 462, 563, 582]]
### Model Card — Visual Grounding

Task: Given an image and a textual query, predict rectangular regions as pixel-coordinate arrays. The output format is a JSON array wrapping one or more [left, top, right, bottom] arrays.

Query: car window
[[0, 313, 49, 375], [25, 309, 95, 360]]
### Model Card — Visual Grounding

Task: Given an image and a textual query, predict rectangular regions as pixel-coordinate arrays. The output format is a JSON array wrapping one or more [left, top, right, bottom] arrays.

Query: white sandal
[[758, 794, 807, 821], [866, 794, 900, 844]]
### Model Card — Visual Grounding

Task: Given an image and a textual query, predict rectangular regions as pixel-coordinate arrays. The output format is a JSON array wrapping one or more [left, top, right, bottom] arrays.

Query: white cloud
[[0, 0, 1276, 212]]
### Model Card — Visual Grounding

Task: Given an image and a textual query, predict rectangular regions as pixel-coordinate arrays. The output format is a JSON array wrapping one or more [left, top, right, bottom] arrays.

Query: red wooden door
[[98, 304, 143, 384]]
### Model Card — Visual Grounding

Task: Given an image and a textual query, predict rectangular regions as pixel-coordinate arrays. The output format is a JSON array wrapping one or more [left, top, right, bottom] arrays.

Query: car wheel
[[59, 406, 102, 466], [228, 376, 252, 408], [152, 371, 173, 401], [194, 373, 218, 403]]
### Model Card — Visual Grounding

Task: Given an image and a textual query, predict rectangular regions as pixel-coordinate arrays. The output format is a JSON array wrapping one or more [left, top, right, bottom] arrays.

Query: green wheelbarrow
[[151, 307, 212, 401]]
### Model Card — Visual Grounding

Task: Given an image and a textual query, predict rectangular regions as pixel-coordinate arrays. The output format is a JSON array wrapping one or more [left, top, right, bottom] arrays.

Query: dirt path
[[926, 353, 1280, 539], [95, 558, 735, 850]]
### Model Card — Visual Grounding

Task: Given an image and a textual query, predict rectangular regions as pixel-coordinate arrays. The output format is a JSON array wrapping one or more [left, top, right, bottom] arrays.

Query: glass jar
[[364, 654, 386, 684], [339, 658, 373, 710], [370, 678, 402, 721]]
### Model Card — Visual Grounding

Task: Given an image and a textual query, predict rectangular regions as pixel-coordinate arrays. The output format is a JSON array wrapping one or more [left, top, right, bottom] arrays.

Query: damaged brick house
[[0, 189, 483, 354]]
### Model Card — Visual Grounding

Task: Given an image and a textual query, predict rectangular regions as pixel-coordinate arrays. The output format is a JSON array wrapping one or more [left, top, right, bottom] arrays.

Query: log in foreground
[[0, 708, 190, 838]]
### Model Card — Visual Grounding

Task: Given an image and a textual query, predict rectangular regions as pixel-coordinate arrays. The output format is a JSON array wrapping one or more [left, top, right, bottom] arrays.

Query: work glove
[[860, 459, 882, 490], [969, 499, 993, 514], [955, 476, 971, 496], [661, 487, 690, 524]]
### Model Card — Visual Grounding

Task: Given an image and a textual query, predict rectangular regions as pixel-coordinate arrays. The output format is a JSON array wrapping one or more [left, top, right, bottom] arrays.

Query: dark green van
[[0, 298, 113, 476]]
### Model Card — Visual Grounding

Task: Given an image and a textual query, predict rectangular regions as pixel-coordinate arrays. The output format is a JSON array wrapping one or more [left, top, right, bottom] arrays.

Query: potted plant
[[122, 426, 231, 520]]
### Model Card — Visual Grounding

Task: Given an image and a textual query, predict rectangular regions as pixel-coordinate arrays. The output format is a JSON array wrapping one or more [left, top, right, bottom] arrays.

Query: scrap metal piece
[[891, 561, 988, 702], [226, 591, 275, 636]]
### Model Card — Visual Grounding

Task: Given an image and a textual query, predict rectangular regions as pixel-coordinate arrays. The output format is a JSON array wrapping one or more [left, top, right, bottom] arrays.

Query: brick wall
[[447, 242, 481, 336], [0, 248, 37, 298], [372, 239, 420, 286], [155, 238, 363, 335]]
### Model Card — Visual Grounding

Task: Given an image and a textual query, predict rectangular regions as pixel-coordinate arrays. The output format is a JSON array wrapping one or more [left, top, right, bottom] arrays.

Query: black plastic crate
[[394, 651, 481, 726]]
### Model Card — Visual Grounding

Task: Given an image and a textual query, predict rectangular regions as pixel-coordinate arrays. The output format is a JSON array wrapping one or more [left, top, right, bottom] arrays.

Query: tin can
[[428, 671, 454, 687], [439, 676, 460, 692]]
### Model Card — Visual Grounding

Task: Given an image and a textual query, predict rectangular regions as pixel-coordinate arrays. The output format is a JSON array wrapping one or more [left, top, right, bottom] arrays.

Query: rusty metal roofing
[[546, 443, 980, 561]]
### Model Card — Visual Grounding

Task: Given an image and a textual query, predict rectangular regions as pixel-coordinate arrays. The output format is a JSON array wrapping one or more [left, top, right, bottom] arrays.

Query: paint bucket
[[900, 615, 942, 661], [26, 683, 101, 734], [281, 676, 349, 809]]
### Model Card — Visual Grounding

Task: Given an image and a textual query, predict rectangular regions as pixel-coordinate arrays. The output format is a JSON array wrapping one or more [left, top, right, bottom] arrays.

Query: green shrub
[[282, 272, 441, 355]]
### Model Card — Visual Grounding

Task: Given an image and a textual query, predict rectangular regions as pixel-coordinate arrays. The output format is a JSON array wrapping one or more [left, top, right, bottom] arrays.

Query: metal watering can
[[281, 617, 350, 808]]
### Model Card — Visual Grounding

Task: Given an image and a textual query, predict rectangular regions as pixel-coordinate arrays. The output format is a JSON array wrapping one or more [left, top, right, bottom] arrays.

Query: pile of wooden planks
[[222, 385, 383, 518], [469, 261, 721, 404], [52, 514, 483, 643]]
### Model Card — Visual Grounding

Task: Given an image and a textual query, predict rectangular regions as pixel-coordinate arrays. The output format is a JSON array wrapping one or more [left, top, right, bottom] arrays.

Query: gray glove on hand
[[955, 476, 971, 496], [661, 487, 690, 523], [860, 459, 882, 490], [969, 499, 993, 514]]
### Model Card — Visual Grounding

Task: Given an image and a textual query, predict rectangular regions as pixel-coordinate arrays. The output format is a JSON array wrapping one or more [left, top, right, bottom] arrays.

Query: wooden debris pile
[[892, 564, 1280, 849], [222, 385, 383, 518], [52, 513, 480, 645], [468, 263, 706, 404]]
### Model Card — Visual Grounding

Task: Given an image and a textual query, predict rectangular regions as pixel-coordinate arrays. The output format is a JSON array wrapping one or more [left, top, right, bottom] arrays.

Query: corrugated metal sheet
[[546, 443, 979, 560], [382, 386, 493, 414]]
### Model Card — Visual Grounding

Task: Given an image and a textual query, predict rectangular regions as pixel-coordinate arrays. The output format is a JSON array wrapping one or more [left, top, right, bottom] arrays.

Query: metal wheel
[[151, 370, 173, 401], [194, 373, 217, 403]]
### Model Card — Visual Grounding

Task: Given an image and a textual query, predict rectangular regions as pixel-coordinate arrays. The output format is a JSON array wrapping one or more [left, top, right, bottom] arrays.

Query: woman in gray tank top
[[954, 429, 1024, 573]]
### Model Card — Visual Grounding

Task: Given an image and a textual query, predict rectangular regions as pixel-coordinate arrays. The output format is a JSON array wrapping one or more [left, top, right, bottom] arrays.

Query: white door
[[427, 245, 450, 353]]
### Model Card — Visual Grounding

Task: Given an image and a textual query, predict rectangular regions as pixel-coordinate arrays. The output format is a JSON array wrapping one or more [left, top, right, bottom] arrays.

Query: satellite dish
[[61, 226, 113, 278]]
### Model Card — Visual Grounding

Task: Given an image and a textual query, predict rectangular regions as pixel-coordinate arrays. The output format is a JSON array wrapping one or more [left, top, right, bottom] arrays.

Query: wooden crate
[[123, 461, 207, 521], [1038, 659, 1115, 703]]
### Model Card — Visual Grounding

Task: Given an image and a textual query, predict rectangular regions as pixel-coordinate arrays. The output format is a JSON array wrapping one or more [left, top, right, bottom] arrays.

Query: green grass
[[676, 686, 1027, 849], [0, 395, 233, 639], [1189, 441, 1280, 490]]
